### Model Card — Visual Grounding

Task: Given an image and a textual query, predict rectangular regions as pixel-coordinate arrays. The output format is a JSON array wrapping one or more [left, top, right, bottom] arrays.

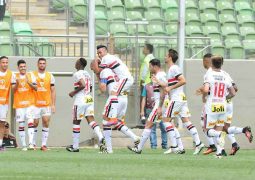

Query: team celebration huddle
[[0, 44, 253, 158]]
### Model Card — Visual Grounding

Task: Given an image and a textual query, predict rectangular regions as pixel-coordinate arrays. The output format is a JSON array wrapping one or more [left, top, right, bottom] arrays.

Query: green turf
[[0, 148, 255, 180]]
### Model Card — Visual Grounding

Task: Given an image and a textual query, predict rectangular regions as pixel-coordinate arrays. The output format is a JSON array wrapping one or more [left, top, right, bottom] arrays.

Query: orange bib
[[0, 70, 12, 105]]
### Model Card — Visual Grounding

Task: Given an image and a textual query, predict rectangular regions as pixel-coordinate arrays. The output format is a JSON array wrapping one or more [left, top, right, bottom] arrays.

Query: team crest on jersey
[[0, 79, 5, 85], [20, 81, 26, 87], [39, 82, 44, 87]]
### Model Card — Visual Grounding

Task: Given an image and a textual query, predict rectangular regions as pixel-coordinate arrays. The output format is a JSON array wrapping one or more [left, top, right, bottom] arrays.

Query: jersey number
[[214, 82, 225, 98]]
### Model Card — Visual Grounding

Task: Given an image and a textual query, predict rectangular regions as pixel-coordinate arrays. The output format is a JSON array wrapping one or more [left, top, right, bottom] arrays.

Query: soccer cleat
[[163, 148, 172, 154], [40, 145, 48, 151], [134, 137, 140, 148], [163, 146, 178, 154], [66, 145, 79, 152], [127, 146, 142, 154], [214, 153, 223, 159], [219, 131, 226, 148], [0, 146, 5, 152], [175, 149, 185, 154], [193, 143, 205, 155], [221, 149, 227, 156], [203, 146, 217, 155], [99, 138, 107, 153], [229, 145, 240, 156], [28, 144, 36, 150], [22, 147, 28, 151], [243, 126, 253, 143]]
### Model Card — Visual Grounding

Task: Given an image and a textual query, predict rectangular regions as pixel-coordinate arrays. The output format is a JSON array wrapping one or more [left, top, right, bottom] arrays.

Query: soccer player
[[12, 59, 37, 151], [163, 49, 204, 155], [66, 58, 106, 153], [97, 45, 134, 95], [90, 59, 139, 153], [33, 58, 56, 151], [128, 59, 172, 154], [201, 55, 236, 158], [0, 56, 16, 151]]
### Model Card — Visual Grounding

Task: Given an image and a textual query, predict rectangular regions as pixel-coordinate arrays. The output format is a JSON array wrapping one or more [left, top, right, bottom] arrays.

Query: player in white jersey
[[97, 45, 134, 95], [90, 59, 139, 153], [201, 55, 236, 158], [128, 59, 184, 154], [163, 49, 204, 155], [66, 58, 106, 153]]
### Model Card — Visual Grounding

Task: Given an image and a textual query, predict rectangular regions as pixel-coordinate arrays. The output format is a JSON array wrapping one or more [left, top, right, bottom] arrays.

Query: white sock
[[174, 127, 184, 150], [73, 124, 80, 149], [213, 137, 222, 154], [0, 139, 2, 147], [164, 122, 177, 148], [227, 134, 236, 144], [208, 129, 221, 137], [27, 120, 34, 145], [183, 121, 201, 146], [227, 126, 243, 134], [42, 127, 49, 146], [119, 125, 137, 141], [18, 122, 26, 147], [138, 128, 151, 151], [206, 134, 215, 146], [89, 121, 104, 142], [33, 128, 38, 146], [103, 127, 112, 152]]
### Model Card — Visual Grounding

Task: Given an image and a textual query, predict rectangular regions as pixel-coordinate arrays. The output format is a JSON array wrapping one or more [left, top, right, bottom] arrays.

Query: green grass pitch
[[0, 148, 254, 180]]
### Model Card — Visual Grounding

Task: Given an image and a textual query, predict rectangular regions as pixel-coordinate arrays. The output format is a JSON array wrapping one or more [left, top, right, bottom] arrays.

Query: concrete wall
[[7, 57, 255, 149]]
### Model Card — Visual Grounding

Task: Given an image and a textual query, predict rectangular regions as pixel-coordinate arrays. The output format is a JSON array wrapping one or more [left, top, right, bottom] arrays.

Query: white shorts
[[162, 98, 170, 118], [73, 103, 94, 120], [0, 104, 8, 121], [117, 95, 128, 120], [115, 76, 134, 95], [200, 105, 206, 128], [34, 106, 51, 119], [204, 113, 226, 129], [16, 106, 34, 122], [147, 102, 159, 122], [163, 100, 191, 118], [226, 102, 233, 124], [102, 96, 118, 118]]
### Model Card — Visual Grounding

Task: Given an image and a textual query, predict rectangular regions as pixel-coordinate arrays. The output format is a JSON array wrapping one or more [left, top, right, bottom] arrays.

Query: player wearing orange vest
[[12, 59, 37, 151], [0, 56, 16, 151], [33, 58, 56, 151]]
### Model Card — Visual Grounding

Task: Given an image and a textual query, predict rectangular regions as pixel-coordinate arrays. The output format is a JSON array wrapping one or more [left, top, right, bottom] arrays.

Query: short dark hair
[[211, 55, 223, 69], [79, 57, 87, 67], [149, 58, 161, 67], [168, 49, 178, 63], [145, 43, 153, 53], [17, 59, 26, 66], [97, 45, 107, 50], [0, 56, 8, 61], [203, 53, 212, 59], [38, 57, 46, 63]]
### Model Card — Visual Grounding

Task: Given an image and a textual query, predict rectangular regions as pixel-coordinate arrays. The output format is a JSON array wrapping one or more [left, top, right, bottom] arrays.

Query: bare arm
[[51, 85, 56, 113], [165, 75, 186, 93], [226, 86, 236, 99], [140, 96, 146, 117], [69, 79, 85, 97]]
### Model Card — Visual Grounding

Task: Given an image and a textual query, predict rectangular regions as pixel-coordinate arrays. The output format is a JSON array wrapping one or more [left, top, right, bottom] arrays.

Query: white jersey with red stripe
[[73, 70, 92, 105], [99, 54, 132, 80], [167, 64, 186, 102], [153, 71, 167, 104], [204, 69, 232, 115], [99, 68, 118, 96]]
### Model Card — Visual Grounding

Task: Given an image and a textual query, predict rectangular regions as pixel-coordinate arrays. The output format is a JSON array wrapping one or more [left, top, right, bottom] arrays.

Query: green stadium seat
[[221, 23, 239, 37], [224, 38, 242, 49], [95, 6, 107, 20], [161, 0, 178, 11], [212, 45, 226, 56], [200, 13, 218, 24], [216, 1, 234, 15], [166, 24, 178, 35], [207, 33, 223, 45], [13, 22, 33, 35], [229, 46, 245, 59], [52, 0, 66, 11], [199, 1, 216, 12], [202, 25, 220, 36], [185, 0, 197, 9], [110, 22, 128, 35], [0, 37, 14, 56], [144, 8, 163, 21], [186, 12, 200, 26], [0, 22, 10, 36], [241, 22, 255, 29], [127, 24, 147, 35], [243, 39, 255, 51], [164, 8, 178, 22], [16, 37, 35, 56], [234, 1, 252, 12], [147, 22, 166, 36], [95, 0, 105, 7], [149, 38, 167, 45], [69, 0, 87, 23], [35, 38, 55, 57], [3, 11, 11, 23], [186, 25, 203, 36], [143, 0, 160, 9], [125, 0, 144, 9], [95, 19, 108, 35], [107, 7, 125, 21], [219, 14, 236, 24], [245, 33, 255, 40], [153, 45, 168, 60], [106, 0, 123, 8], [240, 26, 255, 37], [237, 14, 254, 24], [126, 11, 144, 21]]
